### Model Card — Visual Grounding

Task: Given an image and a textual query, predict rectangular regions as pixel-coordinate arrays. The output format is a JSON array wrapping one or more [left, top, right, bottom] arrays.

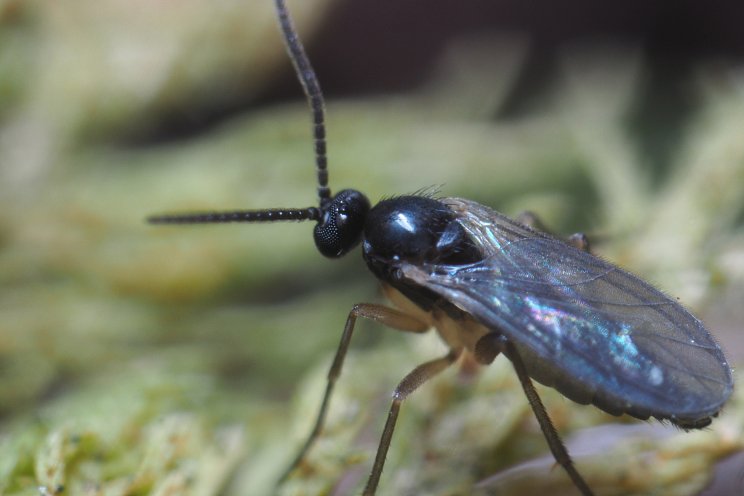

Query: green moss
[[1, 1, 743, 495]]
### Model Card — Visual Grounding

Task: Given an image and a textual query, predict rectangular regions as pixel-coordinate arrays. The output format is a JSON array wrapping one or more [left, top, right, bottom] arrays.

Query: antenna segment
[[148, 0, 331, 225], [148, 207, 319, 224], [275, 0, 331, 205]]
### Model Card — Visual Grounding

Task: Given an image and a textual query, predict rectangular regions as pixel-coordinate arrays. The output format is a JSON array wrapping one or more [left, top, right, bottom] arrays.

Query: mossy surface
[[1, 1, 744, 495]]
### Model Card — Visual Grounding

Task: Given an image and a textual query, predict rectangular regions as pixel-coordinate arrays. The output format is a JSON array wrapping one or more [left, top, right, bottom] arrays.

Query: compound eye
[[314, 189, 370, 258]]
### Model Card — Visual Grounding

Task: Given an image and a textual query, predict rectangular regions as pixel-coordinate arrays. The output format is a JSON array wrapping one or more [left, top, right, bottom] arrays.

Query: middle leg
[[363, 348, 462, 495]]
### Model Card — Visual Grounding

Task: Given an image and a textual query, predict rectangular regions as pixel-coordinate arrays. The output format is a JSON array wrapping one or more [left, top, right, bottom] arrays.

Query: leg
[[363, 349, 462, 495], [515, 211, 591, 253], [475, 333, 595, 496], [515, 210, 548, 231], [278, 303, 430, 484], [567, 232, 591, 252]]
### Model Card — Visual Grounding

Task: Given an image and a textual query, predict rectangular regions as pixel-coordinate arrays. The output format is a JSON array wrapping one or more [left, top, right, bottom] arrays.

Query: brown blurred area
[[303, 0, 744, 93], [159, 0, 744, 132]]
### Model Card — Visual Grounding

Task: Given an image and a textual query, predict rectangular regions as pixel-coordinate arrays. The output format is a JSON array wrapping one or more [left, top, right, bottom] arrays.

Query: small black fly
[[148, 1, 734, 495]]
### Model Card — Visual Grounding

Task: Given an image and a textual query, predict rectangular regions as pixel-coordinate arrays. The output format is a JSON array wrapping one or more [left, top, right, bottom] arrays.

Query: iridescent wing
[[400, 198, 732, 424]]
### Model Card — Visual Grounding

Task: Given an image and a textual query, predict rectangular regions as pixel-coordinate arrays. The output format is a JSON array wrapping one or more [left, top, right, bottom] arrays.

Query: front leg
[[278, 303, 430, 485]]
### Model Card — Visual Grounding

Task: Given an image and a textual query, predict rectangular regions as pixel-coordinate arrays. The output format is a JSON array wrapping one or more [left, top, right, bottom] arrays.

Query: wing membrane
[[400, 198, 732, 421]]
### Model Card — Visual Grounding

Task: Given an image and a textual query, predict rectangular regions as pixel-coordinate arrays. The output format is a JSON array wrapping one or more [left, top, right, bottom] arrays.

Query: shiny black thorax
[[362, 196, 483, 312], [311, 191, 482, 312]]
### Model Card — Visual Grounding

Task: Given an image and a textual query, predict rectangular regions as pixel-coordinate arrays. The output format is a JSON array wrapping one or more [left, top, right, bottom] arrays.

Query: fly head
[[314, 189, 370, 258]]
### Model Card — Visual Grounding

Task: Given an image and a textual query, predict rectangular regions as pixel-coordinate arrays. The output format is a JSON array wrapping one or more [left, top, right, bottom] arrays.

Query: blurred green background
[[1, 0, 743, 495]]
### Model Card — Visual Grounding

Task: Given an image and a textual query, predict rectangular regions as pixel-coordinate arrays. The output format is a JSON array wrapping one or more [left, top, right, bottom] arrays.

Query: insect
[[148, 1, 734, 495]]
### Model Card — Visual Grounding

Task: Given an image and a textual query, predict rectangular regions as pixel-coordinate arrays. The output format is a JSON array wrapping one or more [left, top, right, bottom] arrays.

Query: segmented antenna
[[275, 0, 331, 205], [148, 0, 330, 226], [148, 208, 319, 224]]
